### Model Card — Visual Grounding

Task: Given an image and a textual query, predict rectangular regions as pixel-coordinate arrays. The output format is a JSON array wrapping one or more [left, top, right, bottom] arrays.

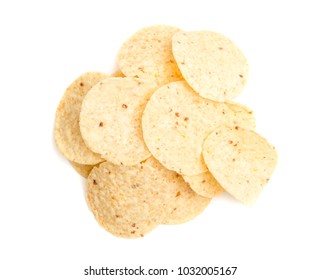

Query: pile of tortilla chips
[[54, 25, 277, 238]]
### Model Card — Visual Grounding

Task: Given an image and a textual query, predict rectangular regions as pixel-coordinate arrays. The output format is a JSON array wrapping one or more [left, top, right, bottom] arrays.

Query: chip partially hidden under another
[[80, 77, 158, 166], [86, 157, 191, 238], [117, 25, 183, 86], [163, 184, 212, 225], [182, 172, 225, 198], [69, 161, 101, 178], [172, 31, 249, 101], [54, 72, 109, 165]]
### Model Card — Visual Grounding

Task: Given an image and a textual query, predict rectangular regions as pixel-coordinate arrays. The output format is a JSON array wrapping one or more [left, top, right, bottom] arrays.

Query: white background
[[1, 0, 319, 279]]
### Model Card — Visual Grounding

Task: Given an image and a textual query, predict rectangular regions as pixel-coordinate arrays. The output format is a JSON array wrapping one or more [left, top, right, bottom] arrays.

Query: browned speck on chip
[[163, 183, 212, 224]]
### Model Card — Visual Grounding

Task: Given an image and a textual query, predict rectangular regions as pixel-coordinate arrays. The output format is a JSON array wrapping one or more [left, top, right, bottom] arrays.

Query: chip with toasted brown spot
[[172, 31, 249, 101], [203, 126, 278, 205], [163, 184, 212, 225], [118, 25, 183, 86], [54, 72, 109, 164], [80, 77, 158, 166], [86, 157, 190, 238], [142, 81, 255, 175]]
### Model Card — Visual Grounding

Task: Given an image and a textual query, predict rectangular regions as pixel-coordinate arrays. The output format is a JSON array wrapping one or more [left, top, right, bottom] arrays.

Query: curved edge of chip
[[182, 172, 224, 198], [54, 72, 109, 165], [117, 25, 183, 86], [203, 126, 278, 206], [172, 30, 249, 102], [79, 77, 157, 166]]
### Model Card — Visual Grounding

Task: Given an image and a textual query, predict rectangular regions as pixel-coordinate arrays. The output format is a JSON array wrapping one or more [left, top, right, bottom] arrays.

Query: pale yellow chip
[[203, 126, 278, 205], [69, 161, 101, 178], [117, 25, 183, 86], [142, 81, 255, 176], [54, 72, 108, 164], [86, 157, 190, 238], [163, 184, 212, 225], [80, 77, 158, 166], [172, 31, 249, 101], [182, 172, 224, 198]]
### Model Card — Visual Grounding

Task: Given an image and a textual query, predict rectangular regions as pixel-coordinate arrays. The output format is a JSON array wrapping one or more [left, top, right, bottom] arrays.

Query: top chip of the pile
[[172, 31, 249, 101], [203, 126, 278, 205], [117, 25, 183, 86]]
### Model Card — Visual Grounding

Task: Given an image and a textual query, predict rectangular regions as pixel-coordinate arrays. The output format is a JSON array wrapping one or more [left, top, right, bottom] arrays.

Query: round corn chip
[[163, 184, 212, 225], [117, 25, 183, 86], [86, 157, 189, 238], [54, 72, 108, 164], [142, 81, 255, 176], [80, 77, 158, 166], [203, 126, 278, 205], [69, 161, 101, 178], [172, 31, 249, 101], [182, 172, 224, 198]]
